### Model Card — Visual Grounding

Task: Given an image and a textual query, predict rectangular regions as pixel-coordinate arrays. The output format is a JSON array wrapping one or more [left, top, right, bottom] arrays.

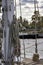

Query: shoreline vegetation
[[0, 16, 43, 33]]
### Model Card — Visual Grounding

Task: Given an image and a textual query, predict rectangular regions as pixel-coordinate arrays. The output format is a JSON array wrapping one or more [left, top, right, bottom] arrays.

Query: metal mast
[[19, 0, 22, 24], [34, 0, 39, 54], [34, 0, 38, 54], [33, 0, 39, 61], [2, 0, 14, 65], [19, 0, 22, 17]]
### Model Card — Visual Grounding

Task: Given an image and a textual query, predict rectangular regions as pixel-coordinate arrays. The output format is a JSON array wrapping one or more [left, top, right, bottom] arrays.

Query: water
[[20, 38, 43, 60], [1, 38, 43, 64]]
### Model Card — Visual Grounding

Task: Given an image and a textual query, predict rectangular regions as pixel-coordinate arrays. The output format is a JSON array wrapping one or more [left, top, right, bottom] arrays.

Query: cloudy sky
[[0, 0, 43, 23], [15, 0, 43, 22]]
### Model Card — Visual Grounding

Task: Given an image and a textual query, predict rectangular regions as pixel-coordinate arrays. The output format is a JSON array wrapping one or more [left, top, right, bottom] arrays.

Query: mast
[[2, 0, 14, 65], [34, 0, 39, 53], [15, 0, 17, 17], [34, 0, 38, 53], [0, 0, 2, 13], [19, 0, 22, 17], [19, 0, 22, 23], [34, 0, 39, 54], [23, 40, 25, 59], [34, 0, 36, 13], [33, 0, 39, 61]]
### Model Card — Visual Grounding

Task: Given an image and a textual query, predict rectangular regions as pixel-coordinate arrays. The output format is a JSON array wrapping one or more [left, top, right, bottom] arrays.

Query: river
[[20, 38, 43, 60], [0, 38, 43, 64]]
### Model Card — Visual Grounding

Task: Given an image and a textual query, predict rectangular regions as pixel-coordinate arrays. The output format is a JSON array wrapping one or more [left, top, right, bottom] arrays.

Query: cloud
[[16, 0, 43, 22], [0, 0, 43, 22], [40, 6, 43, 8], [24, 6, 30, 9], [21, 0, 38, 4]]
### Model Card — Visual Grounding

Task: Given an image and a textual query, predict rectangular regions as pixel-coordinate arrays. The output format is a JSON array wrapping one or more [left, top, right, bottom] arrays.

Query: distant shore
[[19, 33, 43, 39]]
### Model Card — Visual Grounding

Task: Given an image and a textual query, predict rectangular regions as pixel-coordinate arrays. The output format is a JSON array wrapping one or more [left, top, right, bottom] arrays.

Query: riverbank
[[19, 33, 43, 39]]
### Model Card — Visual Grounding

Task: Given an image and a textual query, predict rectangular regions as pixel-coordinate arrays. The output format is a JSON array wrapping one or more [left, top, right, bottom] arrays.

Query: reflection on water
[[20, 38, 43, 60]]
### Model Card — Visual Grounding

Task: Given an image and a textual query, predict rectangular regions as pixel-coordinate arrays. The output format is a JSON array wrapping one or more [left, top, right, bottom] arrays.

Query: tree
[[22, 19, 29, 28], [30, 21, 35, 29]]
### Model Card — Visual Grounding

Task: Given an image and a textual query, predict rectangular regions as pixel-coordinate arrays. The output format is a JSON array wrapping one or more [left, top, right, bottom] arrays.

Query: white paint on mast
[[2, 0, 14, 65]]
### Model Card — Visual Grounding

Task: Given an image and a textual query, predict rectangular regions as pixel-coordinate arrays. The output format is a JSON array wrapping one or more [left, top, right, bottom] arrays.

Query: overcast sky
[[15, 0, 43, 22], [0, 0, 43, 23]]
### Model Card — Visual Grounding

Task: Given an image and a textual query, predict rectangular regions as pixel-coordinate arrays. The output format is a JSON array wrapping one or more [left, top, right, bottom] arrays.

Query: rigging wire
[[21, 41, 43, 50]]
